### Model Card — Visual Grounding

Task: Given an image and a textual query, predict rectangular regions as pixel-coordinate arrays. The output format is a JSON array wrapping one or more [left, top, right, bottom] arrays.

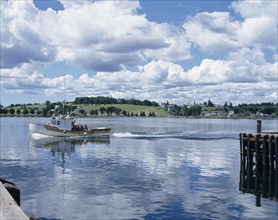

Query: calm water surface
[[1, 117, 277, 219]]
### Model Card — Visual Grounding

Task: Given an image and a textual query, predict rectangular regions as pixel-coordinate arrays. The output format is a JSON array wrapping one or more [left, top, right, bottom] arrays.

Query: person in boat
[[71, 121, 77, 131], [71, 121, 88, 131]]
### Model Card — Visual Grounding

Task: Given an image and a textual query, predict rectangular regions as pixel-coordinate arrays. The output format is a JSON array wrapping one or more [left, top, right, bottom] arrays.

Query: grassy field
[[78, 104, 170, 117]]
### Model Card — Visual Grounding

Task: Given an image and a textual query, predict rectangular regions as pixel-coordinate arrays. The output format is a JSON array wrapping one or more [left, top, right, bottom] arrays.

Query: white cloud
[[52, 1, 190, 70], [1, 0, 277, 105], [231, 0, 277, 19], [183, 0, 277, 52], [183, 47, 277, 85], [183, 12, 239, 53], [1, 49, 276, 105], [58, 0, 90, 9], [0, 62, 45, 92], [228, 48, 278, 82], [35, 53, 276, 104], [186, 59, 231, 84], [1, 1, 56, 68], [1, 0, 191, 72], [237, 16, 277, 48], [141, 60, 170, 83]]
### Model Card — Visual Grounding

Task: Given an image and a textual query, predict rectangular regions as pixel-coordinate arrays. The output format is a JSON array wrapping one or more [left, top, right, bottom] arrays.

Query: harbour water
[[1, 117, 277, 219]]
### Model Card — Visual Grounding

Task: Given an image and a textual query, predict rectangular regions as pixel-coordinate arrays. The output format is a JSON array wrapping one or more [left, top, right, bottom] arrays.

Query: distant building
[[201, 110, 226, 117], [227, 110, 235, 117]]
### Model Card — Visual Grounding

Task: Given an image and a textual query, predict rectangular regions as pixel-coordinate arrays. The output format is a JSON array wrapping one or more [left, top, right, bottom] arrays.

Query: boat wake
[[113, 132, 144, 138], [112, 132, 237, 141], [31, 133, 50, 139]]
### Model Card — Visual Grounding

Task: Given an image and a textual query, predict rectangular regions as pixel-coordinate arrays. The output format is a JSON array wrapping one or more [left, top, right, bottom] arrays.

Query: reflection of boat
[[29, 105, 111, 138], [29, 134, 110, 149], [29, 135, 110, 168]]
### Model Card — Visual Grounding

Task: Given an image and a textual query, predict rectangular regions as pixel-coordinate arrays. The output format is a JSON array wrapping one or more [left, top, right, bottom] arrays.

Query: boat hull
[[28, 122, 110, 138]]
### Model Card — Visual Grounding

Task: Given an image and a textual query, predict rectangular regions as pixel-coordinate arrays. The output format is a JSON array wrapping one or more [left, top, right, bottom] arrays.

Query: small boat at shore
[[29, 106, 111, 138]]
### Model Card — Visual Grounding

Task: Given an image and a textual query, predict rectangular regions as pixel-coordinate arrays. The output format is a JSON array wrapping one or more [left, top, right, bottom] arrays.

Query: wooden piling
[[255, 134, 261, 167], [262, 135, 268, 198], [246, 134, 253, 192], [240, 133, 243, 163], [254, 134, 261, 197], [275, 136, 278, 199], [241, 133, 246, 170], [268, 136, 274, 198], [257, 120, 262, 133], [239, 120, 278, 204]]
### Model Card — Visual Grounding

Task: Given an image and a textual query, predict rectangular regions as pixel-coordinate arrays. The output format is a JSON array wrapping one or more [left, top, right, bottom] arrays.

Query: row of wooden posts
[[239, 120, 278, 206]]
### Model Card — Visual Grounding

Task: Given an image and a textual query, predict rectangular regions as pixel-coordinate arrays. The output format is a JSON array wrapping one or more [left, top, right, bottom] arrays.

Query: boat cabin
[[46, 115, 76, 131]]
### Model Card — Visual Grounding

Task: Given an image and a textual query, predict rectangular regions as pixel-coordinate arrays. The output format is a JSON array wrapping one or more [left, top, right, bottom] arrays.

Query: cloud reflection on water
[[22, 134, 277, 219], [1, 118, 277, 219]]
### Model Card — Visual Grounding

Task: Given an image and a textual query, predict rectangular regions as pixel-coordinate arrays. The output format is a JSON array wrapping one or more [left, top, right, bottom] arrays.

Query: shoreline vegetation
[[0, 96, 277, 119]]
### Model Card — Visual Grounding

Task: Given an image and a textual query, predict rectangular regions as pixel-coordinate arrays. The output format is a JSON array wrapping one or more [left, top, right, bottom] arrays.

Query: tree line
[[165, 100, 278, 117], [83, 107, 156, 117], [232, 103, 278, 116], [167, 105, 202, 117], [74, 96, 159, 106], [1, 98, 277, 117], [0, 101, 77, 117], [0, 102, 157, 117]]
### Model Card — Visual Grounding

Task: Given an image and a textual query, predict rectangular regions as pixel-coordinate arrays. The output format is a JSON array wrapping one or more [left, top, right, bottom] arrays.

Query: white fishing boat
[[29, 105, 111, 138]]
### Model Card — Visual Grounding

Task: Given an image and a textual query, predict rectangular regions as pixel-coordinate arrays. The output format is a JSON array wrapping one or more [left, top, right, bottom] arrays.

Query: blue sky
[[1, 0, 277, 106]]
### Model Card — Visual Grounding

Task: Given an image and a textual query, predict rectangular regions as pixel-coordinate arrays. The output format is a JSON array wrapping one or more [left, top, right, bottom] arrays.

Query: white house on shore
[[201, 110, 226, 117]]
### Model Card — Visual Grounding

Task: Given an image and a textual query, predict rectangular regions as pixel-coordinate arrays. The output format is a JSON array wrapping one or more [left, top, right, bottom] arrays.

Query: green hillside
[[0, 103, 170, 117], [81, 104, 170, 117], [1, 97, 277, 118]]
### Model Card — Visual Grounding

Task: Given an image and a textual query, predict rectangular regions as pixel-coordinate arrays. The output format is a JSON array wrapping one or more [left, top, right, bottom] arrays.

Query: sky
[[0, 0, 277, 106]]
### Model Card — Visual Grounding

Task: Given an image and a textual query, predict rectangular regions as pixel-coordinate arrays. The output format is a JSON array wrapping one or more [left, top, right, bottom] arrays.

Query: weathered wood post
[[241, 133, 246, 171], [255, 134, 261, 167], [255, 134, 261, 197], [256, 193, 261, 207], [268, 136, 274, 198], [257, 120, 262, 133], [275, 136, 278, 199], [262, 135, 268, 198], [240, 133, 243, 162], [239, 133, 243, 191], [255, 166, 261, 207], [240, 121, 278, 202], [239, 133, 247, 192], [246, 134, 253, 192]]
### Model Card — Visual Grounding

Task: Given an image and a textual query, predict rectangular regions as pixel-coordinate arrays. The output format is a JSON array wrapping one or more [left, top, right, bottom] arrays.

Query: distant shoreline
[[1, 98, 277, 118], [0, 115, 277, 120]]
